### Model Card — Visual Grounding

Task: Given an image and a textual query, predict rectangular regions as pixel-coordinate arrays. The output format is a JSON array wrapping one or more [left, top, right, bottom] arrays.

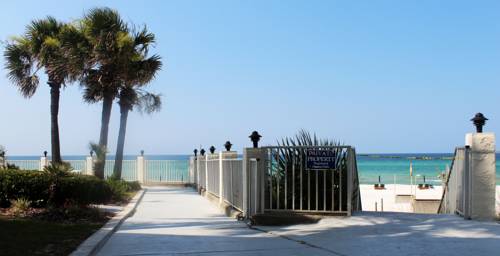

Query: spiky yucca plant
[[267, 130, 361, 212]]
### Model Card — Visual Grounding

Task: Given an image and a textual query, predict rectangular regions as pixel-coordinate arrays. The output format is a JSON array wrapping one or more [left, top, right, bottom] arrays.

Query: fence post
[[137, 155, 145, 184], [40, 156, 48, 171], [243, 148, 267, 218], [465, 132, 496, 220], [85, 155, 94, 175]]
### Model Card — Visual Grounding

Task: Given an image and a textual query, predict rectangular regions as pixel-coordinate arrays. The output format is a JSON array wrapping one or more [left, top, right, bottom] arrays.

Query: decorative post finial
[[200, 149, 206, 156], [43, 151, 47, 157], [224, 141, 233, 151], [249, 131, 262, 148], [194, 149, 198, 157], [140, 150, 144, 156], [471, 113, 488, 133], [209, 146, 216, 154]]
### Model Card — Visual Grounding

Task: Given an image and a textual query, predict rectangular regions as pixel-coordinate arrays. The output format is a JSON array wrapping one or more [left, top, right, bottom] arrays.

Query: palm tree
[[74, 8, 132, 179], [113, 88, 161, 179], [112, 27, 162, 179], [4, 17, 76, 164]]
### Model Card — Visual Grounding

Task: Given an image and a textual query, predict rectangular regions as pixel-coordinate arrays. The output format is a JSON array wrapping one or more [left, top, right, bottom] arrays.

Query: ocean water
[[6, 154, 500, 185]]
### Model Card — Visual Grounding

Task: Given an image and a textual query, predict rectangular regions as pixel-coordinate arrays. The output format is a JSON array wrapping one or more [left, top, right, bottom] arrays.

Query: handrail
[[437, 147, 463, 213]]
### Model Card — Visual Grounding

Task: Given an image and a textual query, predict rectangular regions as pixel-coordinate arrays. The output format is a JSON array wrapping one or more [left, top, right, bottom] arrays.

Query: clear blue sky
[[0, 0, 499, 155]]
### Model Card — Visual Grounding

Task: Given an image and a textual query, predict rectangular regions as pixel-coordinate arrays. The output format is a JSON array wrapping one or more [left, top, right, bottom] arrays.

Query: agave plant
[[267, 130, 361, 212]]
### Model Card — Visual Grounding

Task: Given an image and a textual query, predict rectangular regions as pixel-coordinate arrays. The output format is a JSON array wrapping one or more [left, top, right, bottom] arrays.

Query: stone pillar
[[40, 156, 49, 171], [85, 156, 94, 175], [465, 132, 496, 220], [137, 155, 145, 184], [243, 148, 268, 217]]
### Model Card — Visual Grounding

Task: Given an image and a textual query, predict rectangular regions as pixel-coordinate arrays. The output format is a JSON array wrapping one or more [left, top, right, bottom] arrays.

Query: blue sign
[[306, 149, 336, 169]]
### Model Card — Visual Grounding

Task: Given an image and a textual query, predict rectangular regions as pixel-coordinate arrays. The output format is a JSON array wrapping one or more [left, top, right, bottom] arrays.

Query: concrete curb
[[70, 189, 147, 256]]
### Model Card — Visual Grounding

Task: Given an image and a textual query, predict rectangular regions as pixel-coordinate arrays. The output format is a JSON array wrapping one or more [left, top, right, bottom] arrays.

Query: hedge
[[0, 169, 112, 207]]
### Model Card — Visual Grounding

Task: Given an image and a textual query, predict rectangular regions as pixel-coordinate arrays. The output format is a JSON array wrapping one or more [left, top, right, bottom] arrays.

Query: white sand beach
[[361, 184, 500, 215]]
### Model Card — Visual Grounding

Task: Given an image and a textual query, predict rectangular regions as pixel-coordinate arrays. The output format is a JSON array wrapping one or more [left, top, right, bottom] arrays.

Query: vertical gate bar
[[285, 156, 288, 210], [340, 152, 343, 211], [277, 150, 280, 210], [269, 149, 273, 210], [323, 169, 326, 211], [300, 150, 303, 210], [316, 169, 318, 211], [308, 167, 311, 210], [332, 168, 335, 211], [292, 153, 295, 210], [347, 148, 353, 216]]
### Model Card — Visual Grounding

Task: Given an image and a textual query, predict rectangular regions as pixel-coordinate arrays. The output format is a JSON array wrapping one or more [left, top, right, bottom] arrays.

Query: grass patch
[[0, 215, 105, 256]]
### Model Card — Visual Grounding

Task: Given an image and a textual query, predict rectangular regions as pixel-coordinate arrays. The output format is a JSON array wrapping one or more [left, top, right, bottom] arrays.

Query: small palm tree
[[4, 17, 76, 164]]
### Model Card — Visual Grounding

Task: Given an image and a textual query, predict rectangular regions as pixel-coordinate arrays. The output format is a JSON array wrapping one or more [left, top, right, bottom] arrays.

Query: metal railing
[[206, 159, 220, 196], [66, 160, 86, 173], [191, 146, 361, 217], [438, 147, 471, 217], [145, 160, 189, 183], [4, 158, 191, 184], [5, 160, 41, 170], [222, 159, 244, 211], [198, 158, 206, 189]]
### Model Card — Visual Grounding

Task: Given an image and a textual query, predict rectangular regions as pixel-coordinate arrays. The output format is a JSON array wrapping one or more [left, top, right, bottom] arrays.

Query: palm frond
[[133, 25, 156, 55], [137, 92, 162, 114], [4, 41, 39, 97]]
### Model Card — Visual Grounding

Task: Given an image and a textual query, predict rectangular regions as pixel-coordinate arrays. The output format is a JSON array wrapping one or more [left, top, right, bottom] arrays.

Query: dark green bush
[[54, 175, 112, 206], [0, 169, 51, 207], [0, 169, 112, 207]]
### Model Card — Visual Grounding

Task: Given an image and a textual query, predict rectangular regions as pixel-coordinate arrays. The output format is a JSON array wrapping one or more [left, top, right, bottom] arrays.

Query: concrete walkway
[[97, 187, 330, 255], [98, 186, 500, 256], [257, 212, 500, 256]]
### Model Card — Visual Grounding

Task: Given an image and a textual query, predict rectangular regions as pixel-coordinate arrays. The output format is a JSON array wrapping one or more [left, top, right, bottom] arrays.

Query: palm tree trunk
[[94, 93, 113, 179], [113, 105, 130, 179], [49, 82, 62, 164]]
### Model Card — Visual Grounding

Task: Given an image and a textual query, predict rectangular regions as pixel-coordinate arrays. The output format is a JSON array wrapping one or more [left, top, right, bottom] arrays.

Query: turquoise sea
[[7, 153, 500, 185]]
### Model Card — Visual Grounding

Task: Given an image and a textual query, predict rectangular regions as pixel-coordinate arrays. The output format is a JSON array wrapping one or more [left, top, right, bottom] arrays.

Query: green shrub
[[0, 169, 112, 207], [0, 169, 51, 207], [126, 181, 141, 192], [106, 179, 141, 203], [54, 175, 112, 206]]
